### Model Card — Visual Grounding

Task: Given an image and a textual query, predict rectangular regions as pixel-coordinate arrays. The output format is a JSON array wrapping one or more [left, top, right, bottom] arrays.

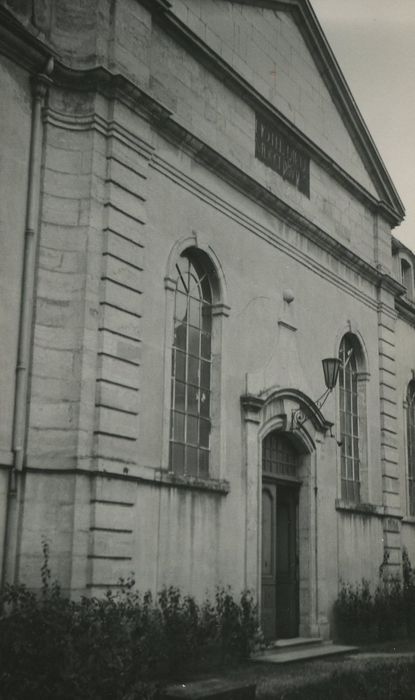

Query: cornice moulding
[[0, 6, 56, 71]]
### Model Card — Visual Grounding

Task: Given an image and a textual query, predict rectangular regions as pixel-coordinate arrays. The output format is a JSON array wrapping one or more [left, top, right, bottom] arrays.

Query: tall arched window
[[407, 382, 415, 516], [339, 334, 363, 502], [169, 253, 212, 477]]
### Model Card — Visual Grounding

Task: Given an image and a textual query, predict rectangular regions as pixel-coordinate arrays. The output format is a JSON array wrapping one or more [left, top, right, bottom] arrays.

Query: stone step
[[271, 637, 323, 649], [252, 642, 358, 665]]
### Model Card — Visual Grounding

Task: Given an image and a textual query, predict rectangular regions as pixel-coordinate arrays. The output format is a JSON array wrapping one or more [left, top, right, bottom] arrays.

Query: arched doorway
[[261, 432, 300, 640]]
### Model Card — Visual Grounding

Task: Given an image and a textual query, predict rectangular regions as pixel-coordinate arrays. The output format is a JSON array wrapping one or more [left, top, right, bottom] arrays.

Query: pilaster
[[377, 284, 402, 570]]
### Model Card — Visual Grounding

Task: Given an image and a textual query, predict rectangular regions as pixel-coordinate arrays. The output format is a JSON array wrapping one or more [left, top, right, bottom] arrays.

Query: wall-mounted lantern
[[321, 357, 341, 394], [291, 357, 341, 431]]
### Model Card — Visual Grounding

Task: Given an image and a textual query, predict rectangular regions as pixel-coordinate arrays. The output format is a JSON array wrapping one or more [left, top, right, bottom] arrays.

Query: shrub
[[0, 543, 258, 700], [333, 548, 415, 644]]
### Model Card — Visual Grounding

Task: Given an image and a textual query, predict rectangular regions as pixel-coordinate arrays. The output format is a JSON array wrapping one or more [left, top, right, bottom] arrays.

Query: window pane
[[200, 275, 212, 303], [176, 261, 188, 294], [187, 415, 198, 445], [175, 350, 186, 382], [186, 446, 198, 476], [352, 390, 358, 415], [189, 298, 200, 327], [174, 322, 187, 350], [188, 270, 201, 300], [175, 291, 187, 323], [200, 419, 210, 448], [170, 443, 185, 474], [199, 449, 209, 478], [188, 355, 199, 386], [172, 411, 185, 442], [345, 413, 351, 435], [188, 326, 200, 356], [201, 333, 211, 359], [200, 390, 210, 417], [187, 384, 199, 414], [200, 360, 210, 389], [202, 305, 212, 333], [174, 381, 186, 411]]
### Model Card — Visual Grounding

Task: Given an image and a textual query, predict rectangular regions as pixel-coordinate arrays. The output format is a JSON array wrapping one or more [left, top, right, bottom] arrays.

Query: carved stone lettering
[[383, 517, 400, 533], [255, 115, 310, 197]]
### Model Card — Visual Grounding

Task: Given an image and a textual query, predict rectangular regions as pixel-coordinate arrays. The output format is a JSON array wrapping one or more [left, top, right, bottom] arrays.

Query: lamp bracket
[[291, 388, 331, 431]]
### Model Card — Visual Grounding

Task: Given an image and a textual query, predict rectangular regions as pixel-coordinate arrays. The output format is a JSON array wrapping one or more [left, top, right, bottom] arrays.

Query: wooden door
[[261, 482, 299, 640]]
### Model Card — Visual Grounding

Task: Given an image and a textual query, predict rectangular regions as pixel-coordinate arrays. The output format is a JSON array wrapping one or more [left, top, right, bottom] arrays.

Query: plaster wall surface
[[336, 511, 385, 596]]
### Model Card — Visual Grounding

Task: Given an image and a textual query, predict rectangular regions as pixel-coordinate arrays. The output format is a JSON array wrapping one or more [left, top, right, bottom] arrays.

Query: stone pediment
[[169, 0, 404, 224]]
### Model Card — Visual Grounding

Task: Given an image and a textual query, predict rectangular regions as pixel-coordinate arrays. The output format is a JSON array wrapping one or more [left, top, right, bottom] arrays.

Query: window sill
[[156, 470, 230, 494], [335, 499, 386, 517], [402, 515, 415, 525]]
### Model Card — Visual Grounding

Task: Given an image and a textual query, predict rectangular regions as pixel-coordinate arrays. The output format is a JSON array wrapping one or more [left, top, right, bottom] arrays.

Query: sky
[[311, 0, 415, 252]]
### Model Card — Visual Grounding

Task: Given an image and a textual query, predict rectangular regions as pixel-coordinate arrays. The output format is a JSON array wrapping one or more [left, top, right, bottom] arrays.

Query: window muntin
[[407, 382, 415, 516], [169, 255, 212, 477], [339, 335, 360, 502]]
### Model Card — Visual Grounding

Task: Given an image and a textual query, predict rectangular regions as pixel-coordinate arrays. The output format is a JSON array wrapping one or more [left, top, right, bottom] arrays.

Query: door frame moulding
[[241, 388, 330, 639]]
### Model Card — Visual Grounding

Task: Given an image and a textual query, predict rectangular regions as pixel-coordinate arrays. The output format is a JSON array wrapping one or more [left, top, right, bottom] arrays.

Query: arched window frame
[[162, 239, 229, 480], [338, 333, 369, 503], [405, 381, 415, 516]]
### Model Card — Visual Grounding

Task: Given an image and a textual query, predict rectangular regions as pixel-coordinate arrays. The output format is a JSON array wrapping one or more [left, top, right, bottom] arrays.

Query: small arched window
[[339, 334, 364, 502], [169, 252, 212, 477], [401, 259, 413, 299], [407, 382, 415, 516]]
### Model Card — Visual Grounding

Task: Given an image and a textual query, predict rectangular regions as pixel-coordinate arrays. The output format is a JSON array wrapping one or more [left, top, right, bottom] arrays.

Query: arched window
[[339, 334, 364, 502], [407, 382, 415, 516], [401, 258, 413, 299], [169, 253, 212, 477]]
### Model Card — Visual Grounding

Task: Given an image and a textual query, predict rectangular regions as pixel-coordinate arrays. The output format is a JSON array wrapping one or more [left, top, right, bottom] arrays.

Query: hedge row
[[333, 548, 415, 644], [0, 544, 259, 700]]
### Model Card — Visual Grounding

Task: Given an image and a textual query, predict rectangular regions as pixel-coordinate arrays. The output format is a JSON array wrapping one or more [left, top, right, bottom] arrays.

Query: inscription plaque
[[383, 517, 400, 533], [255, 115, 310, 197]]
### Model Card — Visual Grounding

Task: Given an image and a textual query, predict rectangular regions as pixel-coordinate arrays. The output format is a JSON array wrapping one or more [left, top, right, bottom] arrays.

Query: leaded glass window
[[169, 254, 212, 477], [339, 335, 360, 502], [407, 382, 415, 515], [262, 433, 298, 478]]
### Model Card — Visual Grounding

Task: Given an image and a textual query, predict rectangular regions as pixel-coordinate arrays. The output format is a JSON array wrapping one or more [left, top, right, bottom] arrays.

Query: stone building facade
[[0, 0, 414, 640]]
